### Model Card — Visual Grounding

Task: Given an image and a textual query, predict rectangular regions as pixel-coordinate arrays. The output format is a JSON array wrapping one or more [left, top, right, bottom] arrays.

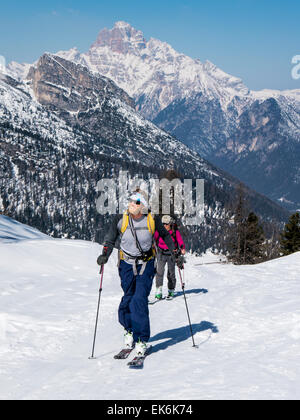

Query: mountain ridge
[[46, 21, 298, 211], [0, 53, 289, 253]]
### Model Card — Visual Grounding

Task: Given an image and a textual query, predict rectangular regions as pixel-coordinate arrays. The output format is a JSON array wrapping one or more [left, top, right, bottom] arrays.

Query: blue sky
[[0, 0, 299, 90]]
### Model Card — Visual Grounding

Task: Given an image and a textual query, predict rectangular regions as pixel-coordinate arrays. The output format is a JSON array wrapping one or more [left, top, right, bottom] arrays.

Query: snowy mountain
[[48, 21, 300, 210], [0, 215, 49, 243], [5, 61, 33, 82], [0, 54, 289, 253], [1, 232, 300, 399], [55, 21, 251, 120], [212, 93, 300, 210]]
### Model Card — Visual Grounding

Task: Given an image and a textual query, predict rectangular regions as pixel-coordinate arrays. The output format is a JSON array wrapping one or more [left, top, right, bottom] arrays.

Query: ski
[[114, 348, 134, 360], [148, 297, 166, 305], [127, 356, 145, 369], [127, 346, 152, 369]]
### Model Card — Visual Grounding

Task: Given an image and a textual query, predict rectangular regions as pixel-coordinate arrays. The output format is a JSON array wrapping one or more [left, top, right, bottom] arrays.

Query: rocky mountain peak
[[90, 21, 146, 54], [114, 20, 133, 29], [26, 52, 135, 133]]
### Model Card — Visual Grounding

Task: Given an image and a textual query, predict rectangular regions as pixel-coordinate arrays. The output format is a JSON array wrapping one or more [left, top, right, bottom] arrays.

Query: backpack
[[170, 223, 179, 250], [120, 211, 155, 235]]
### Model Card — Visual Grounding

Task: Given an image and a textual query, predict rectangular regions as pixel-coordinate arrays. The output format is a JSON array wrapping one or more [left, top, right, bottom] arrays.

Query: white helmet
[[162, 215, 173, 225], [128, 190, 148, 208]]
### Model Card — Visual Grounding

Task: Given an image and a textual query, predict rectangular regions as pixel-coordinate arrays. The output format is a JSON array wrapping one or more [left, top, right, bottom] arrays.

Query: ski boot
[[155, 286, 163, 300], [135, 340, 148, 356], [124, 330, 134, 349], [166, 289, 175, 300]]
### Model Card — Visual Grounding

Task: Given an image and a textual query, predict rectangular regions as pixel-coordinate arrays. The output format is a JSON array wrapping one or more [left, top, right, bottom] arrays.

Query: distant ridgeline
[[0, 54, 289, 254]]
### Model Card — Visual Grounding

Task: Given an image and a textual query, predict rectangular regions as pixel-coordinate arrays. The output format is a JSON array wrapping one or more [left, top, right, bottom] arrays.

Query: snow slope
[[1, 237, 300, 400], [0, 215, 49, 243]]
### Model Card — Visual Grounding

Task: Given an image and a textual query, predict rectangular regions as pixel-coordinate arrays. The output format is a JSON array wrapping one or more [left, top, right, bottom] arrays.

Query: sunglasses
[[130, 199, 141, 205]]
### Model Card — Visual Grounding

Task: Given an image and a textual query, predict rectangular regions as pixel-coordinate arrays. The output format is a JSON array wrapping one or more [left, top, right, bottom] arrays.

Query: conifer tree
[[243, 212, 265, 264], [227, 184, 266, 264], [227, 183, 248, 264], [280, 212, 300, 255]]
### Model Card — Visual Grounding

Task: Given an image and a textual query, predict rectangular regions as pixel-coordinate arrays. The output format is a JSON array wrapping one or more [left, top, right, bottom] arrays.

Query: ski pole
[[89, 264, 105, 359], [177, 266, 197, 348]]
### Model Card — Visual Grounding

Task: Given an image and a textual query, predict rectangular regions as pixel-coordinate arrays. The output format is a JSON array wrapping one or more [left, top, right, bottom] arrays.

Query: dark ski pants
[[118, 259, 155, 343], [156, 250, 176, 290]]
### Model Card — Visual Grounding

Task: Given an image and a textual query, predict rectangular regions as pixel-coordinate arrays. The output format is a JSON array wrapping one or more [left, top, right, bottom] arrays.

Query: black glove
[[97, 255, 108, 266], [174, 248, 181, 259], [97, 246, 109, 266], [176, 255, 185, 270]]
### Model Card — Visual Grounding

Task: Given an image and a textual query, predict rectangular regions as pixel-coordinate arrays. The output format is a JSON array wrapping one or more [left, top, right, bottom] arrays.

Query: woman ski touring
[[154, 215, 186, 300], [97, 189, 177, 358]]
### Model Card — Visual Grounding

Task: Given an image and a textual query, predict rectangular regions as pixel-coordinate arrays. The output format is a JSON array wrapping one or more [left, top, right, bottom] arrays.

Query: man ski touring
[[97, 189, 176, 357], [154, 215, 186, 300]]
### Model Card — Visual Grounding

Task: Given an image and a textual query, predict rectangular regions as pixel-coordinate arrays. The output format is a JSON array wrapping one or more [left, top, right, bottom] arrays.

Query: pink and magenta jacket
[[154, 229, 185, 251]]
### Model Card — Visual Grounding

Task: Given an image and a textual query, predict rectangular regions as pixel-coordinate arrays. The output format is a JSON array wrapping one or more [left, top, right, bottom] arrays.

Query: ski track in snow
[[1, 238, 300, 400]]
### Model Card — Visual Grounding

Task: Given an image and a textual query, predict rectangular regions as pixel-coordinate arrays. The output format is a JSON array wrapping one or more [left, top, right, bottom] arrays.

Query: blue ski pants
[[118, 259, 156, 343]]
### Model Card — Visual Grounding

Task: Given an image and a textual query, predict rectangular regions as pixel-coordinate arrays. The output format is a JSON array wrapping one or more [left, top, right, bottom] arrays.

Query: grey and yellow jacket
[[102, 212, 175, 260]]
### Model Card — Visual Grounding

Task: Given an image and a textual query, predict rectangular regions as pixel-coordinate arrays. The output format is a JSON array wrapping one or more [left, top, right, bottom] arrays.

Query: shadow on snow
[[174, 288, 208, 298], [149, 321, 219, 354]]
